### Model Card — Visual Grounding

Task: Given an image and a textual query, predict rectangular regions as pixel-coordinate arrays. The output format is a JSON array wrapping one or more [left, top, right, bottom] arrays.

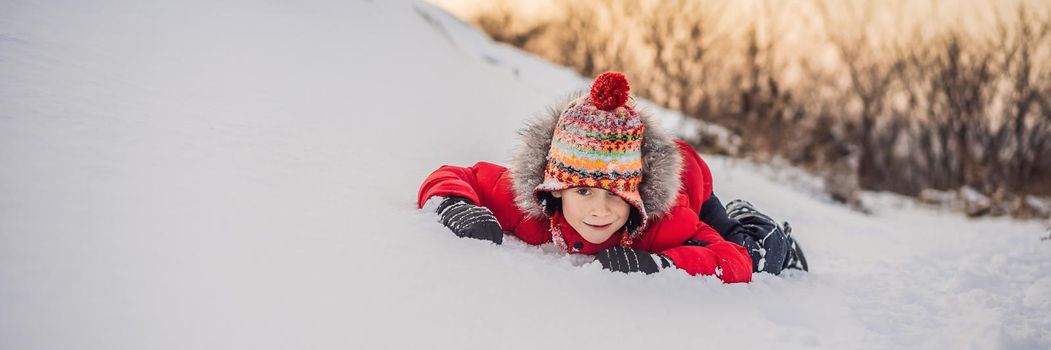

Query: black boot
[[781, 222, 808, 271]]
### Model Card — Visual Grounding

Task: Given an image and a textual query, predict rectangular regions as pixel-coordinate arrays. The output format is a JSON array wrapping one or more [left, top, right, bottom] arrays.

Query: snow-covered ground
[[2, 1, 1049, 349]]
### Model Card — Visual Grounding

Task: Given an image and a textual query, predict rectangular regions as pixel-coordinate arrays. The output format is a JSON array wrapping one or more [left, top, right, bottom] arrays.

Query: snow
[[1026, 195, 1050, 215], [1, 0, 1049, 349], [961, 186, 992, 208]]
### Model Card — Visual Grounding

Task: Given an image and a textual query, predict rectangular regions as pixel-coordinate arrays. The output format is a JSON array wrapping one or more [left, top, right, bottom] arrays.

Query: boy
[[417, 72, 805, 282]]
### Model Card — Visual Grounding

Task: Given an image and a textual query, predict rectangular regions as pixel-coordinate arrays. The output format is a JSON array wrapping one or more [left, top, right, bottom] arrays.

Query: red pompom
[[589, 72, 630, 111]]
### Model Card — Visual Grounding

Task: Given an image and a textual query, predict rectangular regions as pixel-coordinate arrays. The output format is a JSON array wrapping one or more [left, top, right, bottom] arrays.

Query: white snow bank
[[1, 1, 1048, 349]]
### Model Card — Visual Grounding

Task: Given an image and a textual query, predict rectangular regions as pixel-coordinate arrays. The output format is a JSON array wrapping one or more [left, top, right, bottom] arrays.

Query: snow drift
[[1, 1, 1049, 349]]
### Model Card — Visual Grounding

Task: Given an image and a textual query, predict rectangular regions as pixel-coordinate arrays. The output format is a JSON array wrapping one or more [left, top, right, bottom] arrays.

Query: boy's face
[[552, 187, 631, 244]]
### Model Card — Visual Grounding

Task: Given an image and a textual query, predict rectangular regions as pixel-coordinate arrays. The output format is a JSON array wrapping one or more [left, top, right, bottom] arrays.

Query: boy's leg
[[725, 200, 807, 274], [723, 228, 764, 272], [699, 194, 769, 272]]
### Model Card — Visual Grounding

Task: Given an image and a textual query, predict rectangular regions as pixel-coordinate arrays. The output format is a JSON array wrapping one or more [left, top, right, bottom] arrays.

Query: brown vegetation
[[465, 0, 1051, 217]]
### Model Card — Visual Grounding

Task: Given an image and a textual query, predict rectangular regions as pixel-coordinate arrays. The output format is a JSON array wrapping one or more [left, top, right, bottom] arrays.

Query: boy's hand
[[436, 197, 503, 244], [596, 246, 674, 274]]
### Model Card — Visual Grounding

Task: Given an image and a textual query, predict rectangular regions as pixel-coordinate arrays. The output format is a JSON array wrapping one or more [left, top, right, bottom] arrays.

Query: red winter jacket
[[417, 110, 752, 283]]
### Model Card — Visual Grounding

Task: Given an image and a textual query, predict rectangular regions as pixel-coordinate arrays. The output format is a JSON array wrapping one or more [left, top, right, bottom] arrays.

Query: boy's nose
[[590, 200, 615, 216], [591, 208, 611, 217]]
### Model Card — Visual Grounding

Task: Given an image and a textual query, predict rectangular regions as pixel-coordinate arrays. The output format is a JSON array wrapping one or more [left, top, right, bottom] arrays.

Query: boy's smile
[[584, 222, 612, 229], [552, 187, 631, 244]]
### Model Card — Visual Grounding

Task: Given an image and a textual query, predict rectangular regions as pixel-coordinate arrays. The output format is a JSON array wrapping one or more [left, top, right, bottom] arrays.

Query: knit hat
[[535, 72, 647, 233]]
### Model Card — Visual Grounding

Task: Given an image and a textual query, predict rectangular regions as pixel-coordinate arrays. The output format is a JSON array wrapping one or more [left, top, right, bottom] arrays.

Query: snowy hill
[[2, 1, 1049, 349]]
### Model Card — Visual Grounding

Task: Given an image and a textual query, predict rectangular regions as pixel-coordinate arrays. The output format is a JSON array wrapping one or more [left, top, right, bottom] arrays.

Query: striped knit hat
[[536, 72, 647, 232]]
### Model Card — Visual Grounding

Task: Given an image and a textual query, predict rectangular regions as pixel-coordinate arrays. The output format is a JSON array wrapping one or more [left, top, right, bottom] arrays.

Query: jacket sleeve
[[417, 162, 551, 245], [417, 163, 488, 208], [649, 207, 753, 283]]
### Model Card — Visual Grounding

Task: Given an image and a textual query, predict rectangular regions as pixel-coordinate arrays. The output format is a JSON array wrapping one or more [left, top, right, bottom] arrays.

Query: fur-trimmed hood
[[509, 100, 684, 223]]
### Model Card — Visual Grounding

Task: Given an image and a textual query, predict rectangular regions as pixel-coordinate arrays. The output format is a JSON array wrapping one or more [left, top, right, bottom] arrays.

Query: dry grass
[[459, 0, 1051, 216]]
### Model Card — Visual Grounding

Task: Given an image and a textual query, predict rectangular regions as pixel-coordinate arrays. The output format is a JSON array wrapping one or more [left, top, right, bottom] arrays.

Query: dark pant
[[699, 194, 802, 275]]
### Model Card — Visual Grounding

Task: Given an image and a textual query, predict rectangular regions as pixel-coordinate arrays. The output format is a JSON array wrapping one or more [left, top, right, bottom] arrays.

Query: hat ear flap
[[625, 207, 644, 236], [538, 192, 561, 216]]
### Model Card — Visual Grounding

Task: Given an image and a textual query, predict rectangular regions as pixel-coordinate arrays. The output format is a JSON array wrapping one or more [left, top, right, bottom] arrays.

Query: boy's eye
[[575, 188, 591, 196]]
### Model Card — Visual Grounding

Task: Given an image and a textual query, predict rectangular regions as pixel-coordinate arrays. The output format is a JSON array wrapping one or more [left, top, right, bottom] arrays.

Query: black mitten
[[435, 197, 503, 244], [596, 246, 674, 275]]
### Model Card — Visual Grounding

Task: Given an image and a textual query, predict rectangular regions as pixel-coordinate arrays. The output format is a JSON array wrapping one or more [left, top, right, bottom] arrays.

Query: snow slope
[[2, 1, 1049, 349]]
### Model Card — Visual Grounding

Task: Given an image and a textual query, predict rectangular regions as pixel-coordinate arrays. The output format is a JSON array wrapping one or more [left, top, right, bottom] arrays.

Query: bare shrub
[[464, 0, 1051, 217]]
